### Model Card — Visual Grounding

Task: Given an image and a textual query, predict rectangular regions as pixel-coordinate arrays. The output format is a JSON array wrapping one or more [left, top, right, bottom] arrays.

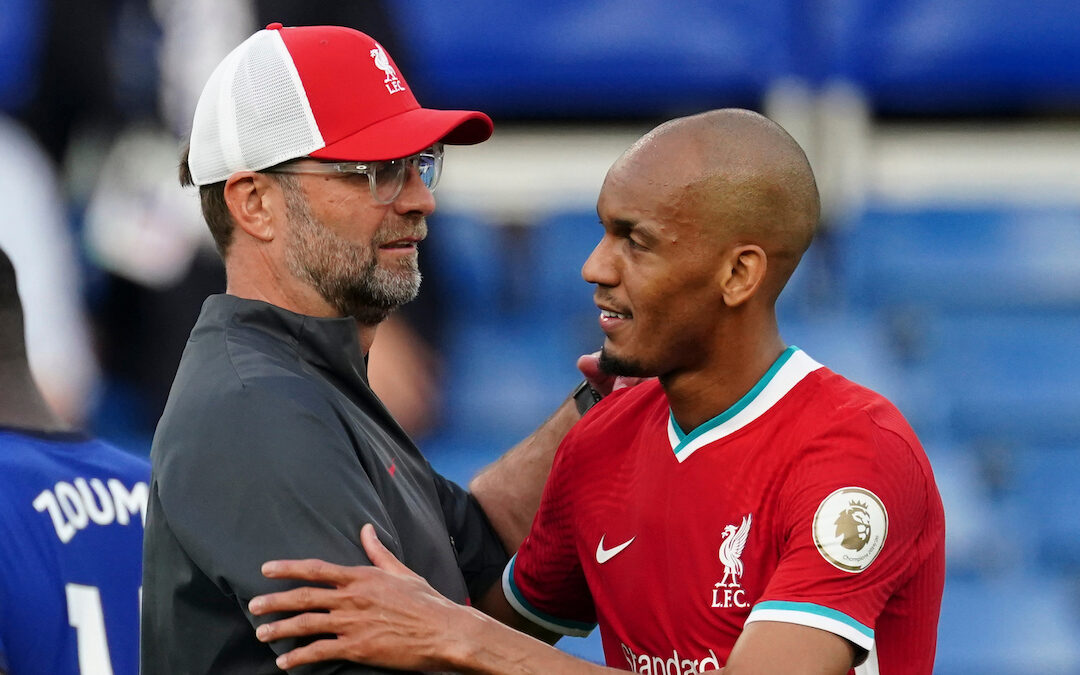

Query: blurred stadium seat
[[386, 0, 798, 117], [423, 210, 508, 315], [918, 312, 1080, 447], [386, 0, 1080, 117], [778, 311, 951, 438], [935, 574, 1080, 674], [841, 207, 1080, 313], [818, 0, 1080, 113], [527, 210, 602, 323], [436, 318, 583, 448], [0, 0, 45, 112], [1003, 446, 1080, 575], [926, 445, 1026, 578]]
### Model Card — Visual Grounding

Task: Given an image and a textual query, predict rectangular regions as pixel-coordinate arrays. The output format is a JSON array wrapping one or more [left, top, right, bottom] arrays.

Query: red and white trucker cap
[[187, 22, 493, 186]]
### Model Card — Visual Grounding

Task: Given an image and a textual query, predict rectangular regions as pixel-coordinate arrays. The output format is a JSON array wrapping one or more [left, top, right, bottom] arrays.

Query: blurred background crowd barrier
[[1, 1, 1078, 671]]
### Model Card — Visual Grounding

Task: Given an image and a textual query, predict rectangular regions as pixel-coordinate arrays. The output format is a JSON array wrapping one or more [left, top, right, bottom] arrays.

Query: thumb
[[577, 351, 619, 395], [576, 351, 603, 380], [360, 523, 415, 577]]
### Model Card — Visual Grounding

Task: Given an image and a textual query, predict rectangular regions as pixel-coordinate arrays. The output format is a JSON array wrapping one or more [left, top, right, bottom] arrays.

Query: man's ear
[[223, 172, 284, 243], [718, 244, 767, 307]]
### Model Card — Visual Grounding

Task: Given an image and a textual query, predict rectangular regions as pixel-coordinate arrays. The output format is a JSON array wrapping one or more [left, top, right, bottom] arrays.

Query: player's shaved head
[[612, 108, 820, 303]]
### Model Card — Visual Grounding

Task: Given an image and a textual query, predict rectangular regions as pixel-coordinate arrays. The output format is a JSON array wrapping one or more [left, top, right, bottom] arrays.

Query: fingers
[[576, 352, 602, 380], [577, 351, 620, 396], [249, 585, 342, 616], [260, 558, 355, 586], [612, 375, 648, 391], [254, 611, 334, 643], [360, 524, 420, 580], [272, 637, 342, 671]]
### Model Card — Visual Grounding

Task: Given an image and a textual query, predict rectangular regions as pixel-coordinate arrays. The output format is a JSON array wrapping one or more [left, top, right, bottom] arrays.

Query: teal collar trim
[[667, 346, 822, 463]]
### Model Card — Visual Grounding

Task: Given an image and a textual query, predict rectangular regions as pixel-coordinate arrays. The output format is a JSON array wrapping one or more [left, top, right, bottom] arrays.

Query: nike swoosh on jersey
[[596, 534, 636, 564]]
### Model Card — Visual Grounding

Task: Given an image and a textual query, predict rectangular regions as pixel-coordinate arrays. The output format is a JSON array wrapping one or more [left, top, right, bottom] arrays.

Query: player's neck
[[0, 364, 71, 432], [662, 331, 787, 433]]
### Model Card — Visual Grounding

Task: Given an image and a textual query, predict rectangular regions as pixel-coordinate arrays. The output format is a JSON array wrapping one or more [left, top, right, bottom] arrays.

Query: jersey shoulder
[[0, 431, 149, 482], [807, 367, 912, 426], [797, 367, 925, 459], [546, 381, 668, 484], [783, 367, 942, 518]]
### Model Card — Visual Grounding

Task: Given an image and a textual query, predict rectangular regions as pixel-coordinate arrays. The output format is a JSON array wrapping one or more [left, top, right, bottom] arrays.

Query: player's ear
[[718, 244, 767, 307], [223, 172, 284, 243]]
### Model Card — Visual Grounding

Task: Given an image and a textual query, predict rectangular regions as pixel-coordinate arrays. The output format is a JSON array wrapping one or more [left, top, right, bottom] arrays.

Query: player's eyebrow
[[610, 217, 660, 245]]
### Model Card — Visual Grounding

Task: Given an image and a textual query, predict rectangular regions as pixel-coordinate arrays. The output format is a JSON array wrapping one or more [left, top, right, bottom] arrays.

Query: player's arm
[[729, 420, 942, 675], [467, 394, 578, 552], [251, 525, 619, 674], [469, 352, 635, 552], [721, 621, 857, 674]]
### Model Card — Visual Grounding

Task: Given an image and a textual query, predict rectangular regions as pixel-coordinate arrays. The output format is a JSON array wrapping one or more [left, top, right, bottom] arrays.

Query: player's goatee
[[598, 347, 651, 378]]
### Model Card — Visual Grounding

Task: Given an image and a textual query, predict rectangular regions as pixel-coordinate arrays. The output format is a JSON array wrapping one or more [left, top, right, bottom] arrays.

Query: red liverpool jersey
[[505, 347, 944, 674]]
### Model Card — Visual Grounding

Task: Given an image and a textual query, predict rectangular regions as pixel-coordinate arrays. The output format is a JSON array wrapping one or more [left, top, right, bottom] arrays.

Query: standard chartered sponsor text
[[621, 643, 723, 674]]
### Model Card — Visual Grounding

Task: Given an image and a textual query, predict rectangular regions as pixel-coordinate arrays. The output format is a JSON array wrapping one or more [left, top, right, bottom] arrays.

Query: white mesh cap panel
[[188, 30, 324, 185], [187, 46, 235, 184]]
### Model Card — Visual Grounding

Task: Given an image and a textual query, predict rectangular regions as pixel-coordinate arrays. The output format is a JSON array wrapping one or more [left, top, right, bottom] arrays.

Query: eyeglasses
[[265, 143, 443, 204]]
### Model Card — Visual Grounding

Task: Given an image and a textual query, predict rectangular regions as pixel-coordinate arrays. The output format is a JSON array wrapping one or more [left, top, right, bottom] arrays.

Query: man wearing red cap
[[140, 24, 607, 674]]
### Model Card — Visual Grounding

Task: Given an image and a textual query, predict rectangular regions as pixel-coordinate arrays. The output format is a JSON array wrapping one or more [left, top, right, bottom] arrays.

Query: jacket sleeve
[[155, 381, 402, 674], [430, 472, 510, 601]]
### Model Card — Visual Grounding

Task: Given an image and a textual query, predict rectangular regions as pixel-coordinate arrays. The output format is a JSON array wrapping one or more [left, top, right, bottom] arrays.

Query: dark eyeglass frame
[[264, 143, 443, 204]]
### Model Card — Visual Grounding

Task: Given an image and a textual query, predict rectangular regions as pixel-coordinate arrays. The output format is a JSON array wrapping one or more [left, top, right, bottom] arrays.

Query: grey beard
[[281, 179, 421, 324], [301, 252, 421, 325]]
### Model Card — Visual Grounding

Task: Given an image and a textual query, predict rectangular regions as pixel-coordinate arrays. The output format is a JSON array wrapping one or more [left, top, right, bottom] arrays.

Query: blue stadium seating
[[819, 0, 1080, 113], [0, 0, 45, 112], [926, 444, 1026, 578], [1002, 446, 1080, 574], [780, 311, 950, 438], [386, 0, 797, 116], [387, 0, 1080, 116], [917, 312, 1080, 447], [841, 207, 1080, 313], [436, 317, 586, 448], [423, 211, 509, 316], [527, 210, 603, 323], [935, 574, 1080, 674]]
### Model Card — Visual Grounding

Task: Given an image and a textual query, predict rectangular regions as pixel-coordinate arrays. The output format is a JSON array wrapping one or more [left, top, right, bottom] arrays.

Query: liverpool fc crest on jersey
[[712, 514, 752, 609]]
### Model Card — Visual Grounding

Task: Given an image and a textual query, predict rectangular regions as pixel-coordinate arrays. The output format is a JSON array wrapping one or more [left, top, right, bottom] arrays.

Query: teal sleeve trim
[[751, 599, 873, 639], [504, 556, 597, 634]]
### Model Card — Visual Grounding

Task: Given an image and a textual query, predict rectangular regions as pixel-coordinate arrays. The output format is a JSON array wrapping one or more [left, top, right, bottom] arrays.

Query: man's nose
[[394, 165, 436, 216], [582, 236, 617, 287]]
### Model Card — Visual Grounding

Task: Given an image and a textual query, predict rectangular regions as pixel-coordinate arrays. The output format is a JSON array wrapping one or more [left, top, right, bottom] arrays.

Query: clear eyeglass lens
[[369, 145, 443, 203], [370, 158, 408, 204], [416, 150, 443, 190]]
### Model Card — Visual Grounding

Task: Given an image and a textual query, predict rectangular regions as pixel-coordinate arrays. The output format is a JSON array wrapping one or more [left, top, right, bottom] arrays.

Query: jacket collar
[[202, 294, 370, 385]]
